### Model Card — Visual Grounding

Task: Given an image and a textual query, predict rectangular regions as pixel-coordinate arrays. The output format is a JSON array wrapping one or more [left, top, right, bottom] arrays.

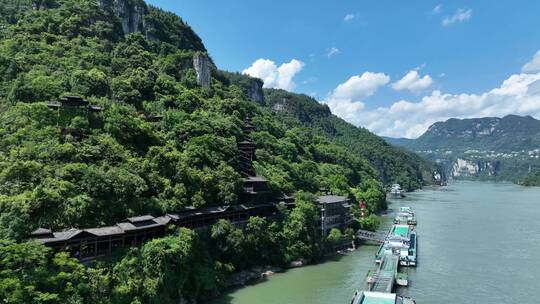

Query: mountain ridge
[[263, 89, 443, 190], [385, 115, 540, 182]]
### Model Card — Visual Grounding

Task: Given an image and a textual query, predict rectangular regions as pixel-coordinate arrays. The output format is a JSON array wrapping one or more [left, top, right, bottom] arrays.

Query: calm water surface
[[210, 181, 540, 304]]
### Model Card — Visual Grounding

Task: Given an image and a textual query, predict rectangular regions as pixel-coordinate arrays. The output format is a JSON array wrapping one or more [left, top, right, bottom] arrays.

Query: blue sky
[[147, 0, 540, 138]]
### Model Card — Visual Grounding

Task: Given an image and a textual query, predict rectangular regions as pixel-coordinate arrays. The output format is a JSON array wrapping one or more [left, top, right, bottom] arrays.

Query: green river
[[210, 181, 540, 304]]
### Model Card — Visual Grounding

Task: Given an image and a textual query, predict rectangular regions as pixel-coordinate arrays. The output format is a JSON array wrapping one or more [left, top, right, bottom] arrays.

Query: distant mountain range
[[384, 115, 540, 182]]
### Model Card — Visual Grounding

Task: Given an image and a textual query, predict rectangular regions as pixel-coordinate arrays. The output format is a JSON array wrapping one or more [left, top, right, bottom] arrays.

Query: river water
[[210, 181, 540, 304]]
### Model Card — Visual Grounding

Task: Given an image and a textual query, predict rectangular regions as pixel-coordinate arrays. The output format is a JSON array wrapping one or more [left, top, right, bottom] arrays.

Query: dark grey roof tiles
[[154, 216, 172, 225], [317, 195, 349, 205], [243, 176, 268, 182], [126, 215, 155, 223], [86, 226, 124, 236]]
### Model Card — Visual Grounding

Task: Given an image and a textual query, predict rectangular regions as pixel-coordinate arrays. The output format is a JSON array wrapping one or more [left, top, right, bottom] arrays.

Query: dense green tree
[[325, 228, 344, 246], [523, 171, 540, 187], [210, 219, 246, 270], [352, 178, 386, 214], [244, 216, 276, 266], [0, 240, 87, 304], [70, 68, 109, 97], [282, 192, 320, 262], [112, 228, 218, 304]]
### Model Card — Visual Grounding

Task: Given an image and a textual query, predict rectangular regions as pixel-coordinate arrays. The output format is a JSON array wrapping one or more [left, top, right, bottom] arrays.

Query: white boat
[[396, 272, 408, 286], [390, 184, 404, 199]]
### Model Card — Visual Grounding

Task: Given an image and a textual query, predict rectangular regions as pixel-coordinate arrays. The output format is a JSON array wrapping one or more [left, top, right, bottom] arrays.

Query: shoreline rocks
[[224, 266, 282, 288]]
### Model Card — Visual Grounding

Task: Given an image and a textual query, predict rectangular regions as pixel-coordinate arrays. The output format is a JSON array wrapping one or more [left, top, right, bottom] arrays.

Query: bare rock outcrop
[[193, 53, 212, 88], [246, 78, 264, 105], [98, 0, 153, 38]]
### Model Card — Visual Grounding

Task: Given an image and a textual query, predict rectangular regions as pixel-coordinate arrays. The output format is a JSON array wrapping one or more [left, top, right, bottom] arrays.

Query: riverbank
[[209, 243, 383, 304], [520, 171, 540, 186], [210, 181, 540, 304], [213, 242, 358, 300], [224, 266, 283, 289]]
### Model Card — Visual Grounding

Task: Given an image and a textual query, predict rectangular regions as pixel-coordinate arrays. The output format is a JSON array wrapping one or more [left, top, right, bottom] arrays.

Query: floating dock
[[368, 254, 399, 293], [351, 291, 416, 304], [352, 206, 418, 304], [394, 207, 417, 226], [375, 225, 417, 267]]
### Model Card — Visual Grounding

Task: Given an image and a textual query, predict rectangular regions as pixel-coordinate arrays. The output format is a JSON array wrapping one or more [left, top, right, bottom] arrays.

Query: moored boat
[[396, 272, 408, 286], [390, 184, 405, 199]]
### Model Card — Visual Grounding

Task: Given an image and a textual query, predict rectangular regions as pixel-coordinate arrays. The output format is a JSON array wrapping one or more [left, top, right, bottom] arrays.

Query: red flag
[[360, 199, 366, 218]]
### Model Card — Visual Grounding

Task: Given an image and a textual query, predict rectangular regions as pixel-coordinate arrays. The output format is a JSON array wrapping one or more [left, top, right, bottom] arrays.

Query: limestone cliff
[[246, 78, 264, 104], [450, 158, 499, 178], [193, 52, 212, 88], [98, 0, 149, 36]]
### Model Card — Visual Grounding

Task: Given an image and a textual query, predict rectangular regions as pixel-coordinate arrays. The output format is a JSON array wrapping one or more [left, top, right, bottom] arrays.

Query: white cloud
[[322, 72, 390, 123], [344, 13, 356, 22], [327, 47, 341, 57], [522, 50, 540, 73], [391, 70, 433, 92], [325, 72, 540, 138], [331, 72, 390, 101], [243, 59, 305, 91], [442, 8, 472, 26], [433, 4, 442, 14], [322, 52, 540, 138]]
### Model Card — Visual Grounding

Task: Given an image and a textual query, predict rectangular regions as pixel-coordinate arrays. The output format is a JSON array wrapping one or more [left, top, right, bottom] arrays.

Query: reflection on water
[[211, 181, 540, 304]]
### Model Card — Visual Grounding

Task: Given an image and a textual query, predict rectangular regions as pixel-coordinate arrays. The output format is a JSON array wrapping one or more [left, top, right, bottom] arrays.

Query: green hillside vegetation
[[522, 171, 540, 187], [411, 115, 540, 152], [0, 0, 437, 302], [263, 89, 440, 191]]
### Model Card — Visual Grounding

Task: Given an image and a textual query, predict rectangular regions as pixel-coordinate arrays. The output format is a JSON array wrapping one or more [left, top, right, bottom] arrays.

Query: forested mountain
[[262, 89, 441, 191], [0, 0, 440, 302], [401, 115, 540, 152], [385, 115, 540, 182]]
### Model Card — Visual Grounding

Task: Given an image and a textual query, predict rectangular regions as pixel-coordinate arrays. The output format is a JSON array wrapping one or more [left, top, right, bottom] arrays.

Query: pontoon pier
[[352, 206, 418, 304]]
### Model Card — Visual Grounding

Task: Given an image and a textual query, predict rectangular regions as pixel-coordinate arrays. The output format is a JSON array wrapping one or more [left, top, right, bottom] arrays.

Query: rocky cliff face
[[246, 78, 264, 104], [193, 53, 211, 88], [385, 115, 540, 182], [450, 158, 499, 178], [98, 0, 155, 39]]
